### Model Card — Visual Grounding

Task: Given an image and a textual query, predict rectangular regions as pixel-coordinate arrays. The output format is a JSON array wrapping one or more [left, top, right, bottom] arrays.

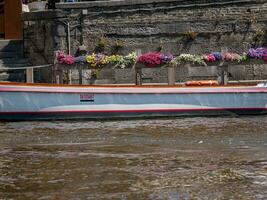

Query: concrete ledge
[[56, 0, 263, 9], [22, 10, 67, 21]]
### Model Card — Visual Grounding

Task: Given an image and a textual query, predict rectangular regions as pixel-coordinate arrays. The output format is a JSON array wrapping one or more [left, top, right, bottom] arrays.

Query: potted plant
[[28, 0, 47, 11]]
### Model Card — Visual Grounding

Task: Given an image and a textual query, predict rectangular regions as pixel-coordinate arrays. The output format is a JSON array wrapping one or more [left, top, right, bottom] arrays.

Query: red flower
[[138, 52, 163, 67]]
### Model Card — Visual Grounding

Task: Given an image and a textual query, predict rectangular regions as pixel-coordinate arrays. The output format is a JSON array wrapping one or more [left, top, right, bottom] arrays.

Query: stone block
[[253, 64, 267, 80], [228, 65, 247, 80], [114, 68, 135, 84], [94, 79, 116, 84], [98, 68, 115, 79], [188, 66, 218, 77]]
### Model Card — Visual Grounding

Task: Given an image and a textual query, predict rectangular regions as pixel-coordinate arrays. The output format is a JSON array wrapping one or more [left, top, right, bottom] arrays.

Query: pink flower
[[204, 54, 216, 62], [64, 55, 75, 65], [56, 51, 75, 65], [138, 52, 163, 67], [232, 53, 241, 61], [57, 51, 66, 64], [223, 53, 241, 61], [224, 52, 234, 61]]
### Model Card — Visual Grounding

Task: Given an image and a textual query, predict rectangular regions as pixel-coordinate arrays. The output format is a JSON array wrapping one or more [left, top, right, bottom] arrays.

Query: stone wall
[[22, 0, 267, 83]]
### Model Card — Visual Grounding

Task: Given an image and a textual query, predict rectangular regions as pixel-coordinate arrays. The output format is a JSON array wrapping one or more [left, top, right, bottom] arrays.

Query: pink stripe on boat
[[0, 85, 266, 94]]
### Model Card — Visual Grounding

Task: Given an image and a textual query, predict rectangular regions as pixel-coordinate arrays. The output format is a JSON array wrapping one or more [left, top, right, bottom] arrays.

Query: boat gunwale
[[0, 82, 266, 94], [0, 81, 258, 89]]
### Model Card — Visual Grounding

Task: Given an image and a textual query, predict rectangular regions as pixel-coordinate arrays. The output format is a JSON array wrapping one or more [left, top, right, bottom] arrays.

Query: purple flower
[[248, 48, 266, 59], [95, 54, 105, 65], [160, 54, 174, 63], [212, 52, 222, 61], [75, 56, 87, 63]]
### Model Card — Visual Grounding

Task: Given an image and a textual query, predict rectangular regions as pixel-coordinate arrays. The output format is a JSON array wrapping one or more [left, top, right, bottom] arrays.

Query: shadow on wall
[[47, 0, 60, 9], [0, 40, 30, 82]]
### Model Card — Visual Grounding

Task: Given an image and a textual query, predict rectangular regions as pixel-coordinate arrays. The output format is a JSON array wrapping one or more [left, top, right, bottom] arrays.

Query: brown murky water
[[0, 116, 267, 200]]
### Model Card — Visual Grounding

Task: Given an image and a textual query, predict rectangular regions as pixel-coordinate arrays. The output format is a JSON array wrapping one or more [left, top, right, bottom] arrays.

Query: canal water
[[0, 116, 267, 199]]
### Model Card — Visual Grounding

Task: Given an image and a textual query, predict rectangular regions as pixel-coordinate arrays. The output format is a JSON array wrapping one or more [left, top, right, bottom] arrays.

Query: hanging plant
[[112, 41, 125, 53], [185, 31, 198, 41], [253, 29, 265, 41], [156, 41, 164, 52], [95, 37, 108, 52]]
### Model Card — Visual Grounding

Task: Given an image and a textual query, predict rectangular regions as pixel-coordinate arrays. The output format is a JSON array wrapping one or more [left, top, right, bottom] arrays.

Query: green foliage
[[112, 41, 125, 53], [185, 31, 198, 41], [95, 37, 108, 52], [114, 52, 137, 69], [253, 29, 265, 41], [170, 54, 206, 66]]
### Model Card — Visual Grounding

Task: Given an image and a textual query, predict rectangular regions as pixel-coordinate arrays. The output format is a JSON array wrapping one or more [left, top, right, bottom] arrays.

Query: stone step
[[0, 58, 29, 64], [0, 46, 23, 53], [0, 71, 25, 82], [0, 40, 23, 52], [0, 40, 23, 54], [0, 40, 28, 82], [0, 51, 23, 59]]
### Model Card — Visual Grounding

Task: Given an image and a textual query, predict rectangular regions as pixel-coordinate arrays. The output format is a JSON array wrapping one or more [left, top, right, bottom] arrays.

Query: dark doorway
[[0, 0, 4, 38], [1, 0, 22, 39]]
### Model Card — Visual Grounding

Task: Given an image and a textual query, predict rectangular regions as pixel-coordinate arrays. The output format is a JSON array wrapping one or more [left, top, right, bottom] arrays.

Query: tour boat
[[0, 82, 266, 121]]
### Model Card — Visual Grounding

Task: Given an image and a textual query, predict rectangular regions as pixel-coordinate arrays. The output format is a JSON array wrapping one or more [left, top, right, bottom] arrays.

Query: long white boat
[[0, 82, 266, 121]]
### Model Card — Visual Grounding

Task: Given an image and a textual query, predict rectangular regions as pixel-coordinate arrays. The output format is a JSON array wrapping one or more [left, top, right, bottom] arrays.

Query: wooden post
[[68, 69, 72, 85], [56, 74, 60, 84], [26, 68, 34, 83], [56, 65, 63, 84], [223, 68, 228, 85], [78, 67, 83, 85], [220, 67, 225, 85], [52, 51, 58, 84], [135, 66, 142, 85], [134, 49, 142, 85], [167, 65, 176, 85], [218, 63, 228, 85], [54, 65, 63, 84]]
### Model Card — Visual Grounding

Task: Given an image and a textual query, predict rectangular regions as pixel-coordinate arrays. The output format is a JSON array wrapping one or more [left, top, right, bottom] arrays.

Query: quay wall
[[22, 0, 267, 83]]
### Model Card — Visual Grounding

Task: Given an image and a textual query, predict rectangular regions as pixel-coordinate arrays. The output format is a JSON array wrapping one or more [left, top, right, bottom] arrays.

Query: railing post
[[68, 69, 72, 85], [53, 51, 58, 84], [55, 64, 63, 84], [78, 67, 83, 85], [218, 63, 228, 85], [168, 65, 176, 85], [26, 68, 34, 83], [135, 65, 142, 85]]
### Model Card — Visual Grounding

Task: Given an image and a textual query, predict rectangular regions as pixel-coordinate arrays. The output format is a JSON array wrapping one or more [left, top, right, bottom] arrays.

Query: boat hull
[[0, 83, 266, 120], [1, 109, 267, 121]]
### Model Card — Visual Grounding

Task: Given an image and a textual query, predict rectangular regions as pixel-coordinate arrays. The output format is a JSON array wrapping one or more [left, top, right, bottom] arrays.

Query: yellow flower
[[86, 53, 96, 68], [107, 55, 123, 64]]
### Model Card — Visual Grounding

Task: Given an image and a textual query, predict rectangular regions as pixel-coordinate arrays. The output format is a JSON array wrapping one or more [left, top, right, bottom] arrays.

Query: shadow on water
[[0, 116, 266, 199]]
